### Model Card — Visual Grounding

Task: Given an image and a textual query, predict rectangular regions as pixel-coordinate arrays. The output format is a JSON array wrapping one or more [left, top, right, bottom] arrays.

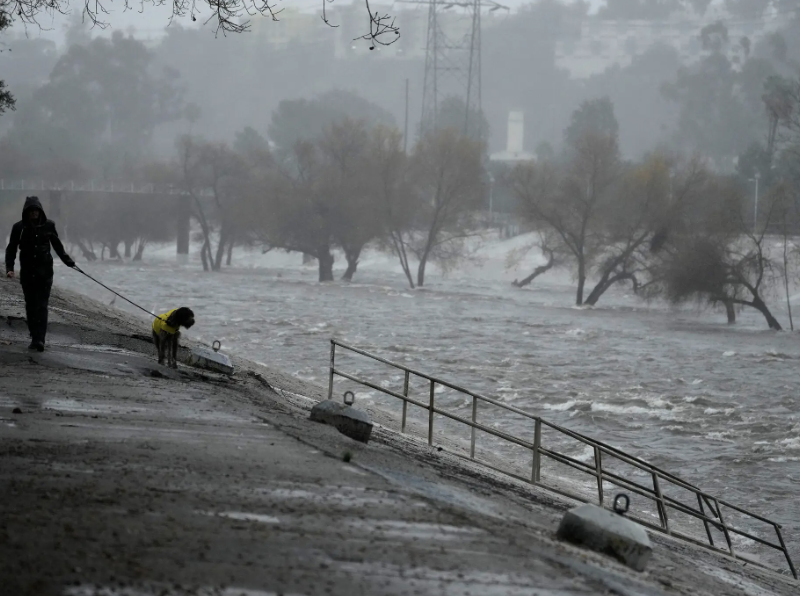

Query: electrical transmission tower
[[401, 0, 507, 137]]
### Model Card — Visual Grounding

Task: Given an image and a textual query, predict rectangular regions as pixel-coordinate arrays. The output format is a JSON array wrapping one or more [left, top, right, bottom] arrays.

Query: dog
[[151, 307, 195, 369]]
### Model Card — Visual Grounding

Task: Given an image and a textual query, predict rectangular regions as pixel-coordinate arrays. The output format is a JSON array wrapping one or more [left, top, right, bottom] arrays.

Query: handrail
[[328, 339, 797, 579], [0, 179, 214, 196]]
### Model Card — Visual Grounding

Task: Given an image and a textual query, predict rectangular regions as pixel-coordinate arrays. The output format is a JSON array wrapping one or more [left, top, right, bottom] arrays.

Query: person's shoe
[[34, 341, 44, 352], [28, 341, 37, 350]]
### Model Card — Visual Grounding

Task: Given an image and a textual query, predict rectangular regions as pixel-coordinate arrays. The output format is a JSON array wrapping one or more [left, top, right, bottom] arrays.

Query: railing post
[[327, 340, 335, 400], [594, 446, 604, 506], [652, 472, 669, 534], [401, 370, 409, 434], [773, 524, 797, 579], [470, 394, 477, 459], [697, 494, 715, 546], [712, 497, 736, 558], [531, 418, 541, 484], [428, 379, 435, 446]]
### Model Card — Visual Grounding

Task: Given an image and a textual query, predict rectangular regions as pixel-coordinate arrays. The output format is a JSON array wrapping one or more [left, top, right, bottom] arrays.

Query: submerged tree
[[652, 177, 787, 329], [512, 127, 621, 305], [407, 128, 485, 287], [316, 118, 382, 281], [175, 135, 257, 272], [366, 125, 417, 288]]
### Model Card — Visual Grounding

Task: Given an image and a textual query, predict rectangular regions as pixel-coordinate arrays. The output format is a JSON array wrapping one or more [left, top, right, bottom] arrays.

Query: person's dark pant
[[20, 273, 53, 344]]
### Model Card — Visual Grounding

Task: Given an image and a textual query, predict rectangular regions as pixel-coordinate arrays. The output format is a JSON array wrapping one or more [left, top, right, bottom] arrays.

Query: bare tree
[[176, 135, 249, 272], [317, 119, 381, 281], [656, 178, 786, 330], [407, 129, 485, 287], [365, 126, 417, 288], [512, 130, 620, 305], [581, 154, 713, 306], [507, 235, 557, 288], [259, 140, 339, 282]]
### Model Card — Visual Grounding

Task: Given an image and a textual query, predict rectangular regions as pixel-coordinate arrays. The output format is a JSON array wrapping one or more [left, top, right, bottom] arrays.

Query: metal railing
[[0, 180, 214, 196], [328, 339, 797, 579]]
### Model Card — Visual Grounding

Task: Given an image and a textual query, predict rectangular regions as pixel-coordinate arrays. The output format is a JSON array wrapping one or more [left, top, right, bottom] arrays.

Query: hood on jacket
[[22, 196, 46, 224]]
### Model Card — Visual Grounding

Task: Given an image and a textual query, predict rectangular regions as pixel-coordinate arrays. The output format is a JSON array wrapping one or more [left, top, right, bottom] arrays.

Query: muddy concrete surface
[[0, 279, 797, 596]]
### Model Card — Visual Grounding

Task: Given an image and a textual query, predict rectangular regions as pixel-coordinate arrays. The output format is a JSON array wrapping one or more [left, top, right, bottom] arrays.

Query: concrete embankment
[[0, 279, 796, 596]]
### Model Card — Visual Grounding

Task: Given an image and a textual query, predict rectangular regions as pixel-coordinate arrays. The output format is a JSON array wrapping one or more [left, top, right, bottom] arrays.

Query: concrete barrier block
[[187, 347, 234, 376], [335, 406, 373, 444], [309, 400, 347, 424], [556, 504, 652, 572], [309, 400, 373, 444]]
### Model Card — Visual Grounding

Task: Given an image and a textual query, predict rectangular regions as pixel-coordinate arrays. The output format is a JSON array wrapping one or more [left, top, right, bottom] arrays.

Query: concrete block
[[335, 406, 373, 444], [556, 504, 652, 572], [187, 346, 234, 376], [309, 400, 373, 444], [309, 400, 347, 424]]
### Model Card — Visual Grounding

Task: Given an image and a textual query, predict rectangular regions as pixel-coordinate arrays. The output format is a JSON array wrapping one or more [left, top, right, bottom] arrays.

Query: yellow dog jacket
[[152, 309, 179, 335]]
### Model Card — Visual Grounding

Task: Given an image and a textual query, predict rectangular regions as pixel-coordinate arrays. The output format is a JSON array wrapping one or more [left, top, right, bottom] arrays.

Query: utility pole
[[404, 78, 410, 154], [487, 172, 494, 222], [750, 171, 760, 234]]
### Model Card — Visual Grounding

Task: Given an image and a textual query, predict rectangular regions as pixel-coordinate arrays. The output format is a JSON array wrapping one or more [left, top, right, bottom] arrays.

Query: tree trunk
[[75, 240, 97, 261], [176, 194, 191, 255], [191, 194, 215, 273], [109, 242, 121, 260], [200, 240, 210, 272], [213, 227, 228, 271], [724, 300, 736, 324], [751, 296, 782, 330], [342, 247, 361, 282], [318, 251, 334, 282], [584, 271, 636, 307], [417, 254, 428, 287], [226, 238, 234, 266], [124, 241, 133, 259], [575, 259, 586, 306], [513, 252, 555, 288], [584, 282, 610, 307], [390, 231, 415, 289], [133, 240, 147, 262]]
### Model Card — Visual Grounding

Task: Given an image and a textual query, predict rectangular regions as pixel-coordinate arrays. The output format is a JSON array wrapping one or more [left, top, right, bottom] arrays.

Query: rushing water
[[53, 237, 800, 572]]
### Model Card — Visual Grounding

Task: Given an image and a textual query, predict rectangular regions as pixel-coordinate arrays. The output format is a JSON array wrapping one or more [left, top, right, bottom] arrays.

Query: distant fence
[[328, 339, 797, 579], [0, 180, 213, 196]]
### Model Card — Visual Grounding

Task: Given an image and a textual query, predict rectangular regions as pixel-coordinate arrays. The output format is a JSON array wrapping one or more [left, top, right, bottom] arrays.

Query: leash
[[73, 265, 167, 322]]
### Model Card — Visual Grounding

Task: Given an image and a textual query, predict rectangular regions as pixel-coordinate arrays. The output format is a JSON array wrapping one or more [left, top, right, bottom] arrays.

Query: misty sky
[[8, 0, 606, 44]]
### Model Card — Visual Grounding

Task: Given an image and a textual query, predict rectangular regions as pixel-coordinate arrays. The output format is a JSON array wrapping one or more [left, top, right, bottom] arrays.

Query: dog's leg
[[158, 331, 168, 365], [153, 331, 165, 365], [170, 332, 180, 369]]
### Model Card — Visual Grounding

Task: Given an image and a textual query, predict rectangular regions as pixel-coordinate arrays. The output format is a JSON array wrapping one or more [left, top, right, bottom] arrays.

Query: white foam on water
[[203, 511, 280, 524], [65, 585, 302, 596]]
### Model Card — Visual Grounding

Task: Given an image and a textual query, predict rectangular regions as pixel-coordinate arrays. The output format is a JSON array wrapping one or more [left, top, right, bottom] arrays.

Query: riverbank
[[0, 278, 796, 595]]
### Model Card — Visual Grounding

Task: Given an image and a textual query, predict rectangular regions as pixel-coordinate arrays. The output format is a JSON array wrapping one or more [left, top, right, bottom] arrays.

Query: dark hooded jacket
[[5, 196, 74, 278]]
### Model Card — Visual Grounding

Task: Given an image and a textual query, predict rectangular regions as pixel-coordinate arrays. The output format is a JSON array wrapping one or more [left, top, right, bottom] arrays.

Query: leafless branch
[[352, 0, 399, 49]]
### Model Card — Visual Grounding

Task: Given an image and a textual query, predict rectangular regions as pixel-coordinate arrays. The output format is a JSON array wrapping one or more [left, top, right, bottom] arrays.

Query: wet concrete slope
[[0, 280, 796, 596]]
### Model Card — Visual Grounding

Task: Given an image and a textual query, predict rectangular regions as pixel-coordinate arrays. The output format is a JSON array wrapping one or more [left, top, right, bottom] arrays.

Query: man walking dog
[[5, 196, 76, 351]]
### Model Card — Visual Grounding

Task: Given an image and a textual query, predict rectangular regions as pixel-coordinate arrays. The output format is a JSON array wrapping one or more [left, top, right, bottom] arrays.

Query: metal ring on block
[[613, 493, 630, 516], [343, 391, 355, 406], [212, 340, 221, 353]]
